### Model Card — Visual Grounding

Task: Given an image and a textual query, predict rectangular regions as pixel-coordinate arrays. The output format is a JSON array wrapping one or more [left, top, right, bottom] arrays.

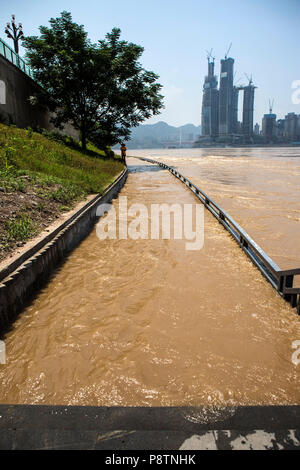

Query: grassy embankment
[[0, 123, 124, 261]]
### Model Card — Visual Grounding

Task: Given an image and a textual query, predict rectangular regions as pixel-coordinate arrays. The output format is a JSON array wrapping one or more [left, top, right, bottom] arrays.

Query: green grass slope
[[0, 124, 125, 261]]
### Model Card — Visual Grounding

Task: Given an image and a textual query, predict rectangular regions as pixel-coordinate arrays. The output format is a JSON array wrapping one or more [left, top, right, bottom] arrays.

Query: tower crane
[[205, 48, 215, 63], [225, 42, 232, 59], [245, 73, 253, 86]]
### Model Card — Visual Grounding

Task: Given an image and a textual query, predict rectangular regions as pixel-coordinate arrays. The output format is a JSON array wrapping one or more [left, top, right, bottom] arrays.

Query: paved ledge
[[0, 405, 299, 449]]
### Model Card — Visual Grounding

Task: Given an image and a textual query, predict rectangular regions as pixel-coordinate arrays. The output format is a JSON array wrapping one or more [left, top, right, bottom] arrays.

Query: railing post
[[291, 294, 298, 308], [239, 235, 248, 249], [284, 275, 294, 302], [278, 275, 284, 293]]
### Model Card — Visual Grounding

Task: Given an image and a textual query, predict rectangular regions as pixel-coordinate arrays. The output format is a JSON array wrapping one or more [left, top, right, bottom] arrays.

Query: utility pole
[[5, 14, 24, 54]]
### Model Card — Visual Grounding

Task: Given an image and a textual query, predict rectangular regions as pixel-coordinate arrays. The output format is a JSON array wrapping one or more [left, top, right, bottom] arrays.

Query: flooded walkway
[[0, 158, 299, 406]]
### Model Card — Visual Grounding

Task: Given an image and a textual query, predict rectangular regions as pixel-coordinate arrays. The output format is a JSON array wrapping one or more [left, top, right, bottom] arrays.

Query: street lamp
[[5, 14, 24, 54]]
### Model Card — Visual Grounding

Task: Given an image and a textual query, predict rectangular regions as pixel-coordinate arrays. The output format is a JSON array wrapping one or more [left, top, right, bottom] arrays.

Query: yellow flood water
[[129, 148, 300, 269], [0, 152, 299, 406]]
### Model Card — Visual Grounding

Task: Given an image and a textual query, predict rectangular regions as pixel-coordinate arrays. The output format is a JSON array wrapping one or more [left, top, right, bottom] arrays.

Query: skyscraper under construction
[[201, 54, 219, 137], [201, 50, 256, 140], [219, 57, 237, 136], [242, 82, 256, 137]]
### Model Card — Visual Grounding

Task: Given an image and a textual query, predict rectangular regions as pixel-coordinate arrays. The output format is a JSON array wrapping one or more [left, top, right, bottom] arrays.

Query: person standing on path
[[120, 143, 127, 164]]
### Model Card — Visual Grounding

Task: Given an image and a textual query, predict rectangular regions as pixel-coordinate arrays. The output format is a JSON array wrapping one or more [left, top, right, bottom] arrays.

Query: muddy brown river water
[[0, 149, 299, 406]]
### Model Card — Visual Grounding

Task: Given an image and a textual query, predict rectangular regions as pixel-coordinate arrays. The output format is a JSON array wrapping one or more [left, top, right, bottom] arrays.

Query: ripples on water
[[0, 150, 299, 406]]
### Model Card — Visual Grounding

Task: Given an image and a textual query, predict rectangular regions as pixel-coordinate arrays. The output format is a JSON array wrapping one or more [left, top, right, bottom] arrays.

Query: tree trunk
[[81, 127, 87, 153]]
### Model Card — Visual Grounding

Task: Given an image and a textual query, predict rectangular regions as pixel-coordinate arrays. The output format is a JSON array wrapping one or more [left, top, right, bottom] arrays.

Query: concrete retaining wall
[[0, 54, 78, 139], [0, 169, 128, 334]]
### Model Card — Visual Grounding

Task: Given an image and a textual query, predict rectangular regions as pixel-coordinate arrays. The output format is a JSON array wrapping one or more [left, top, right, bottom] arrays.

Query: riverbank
[[0, 124, 124, 262]]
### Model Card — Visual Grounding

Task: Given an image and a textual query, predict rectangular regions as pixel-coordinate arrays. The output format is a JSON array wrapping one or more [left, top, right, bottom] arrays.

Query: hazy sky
[[1, 0, 300, 127]]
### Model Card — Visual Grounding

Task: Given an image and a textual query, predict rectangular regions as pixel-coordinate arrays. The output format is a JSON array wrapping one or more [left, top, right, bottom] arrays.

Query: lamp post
[[5, 14, 24, 55]]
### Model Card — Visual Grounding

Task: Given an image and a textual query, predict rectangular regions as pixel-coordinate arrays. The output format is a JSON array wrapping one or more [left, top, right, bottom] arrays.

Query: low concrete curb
[[0, 169, 128, 334]]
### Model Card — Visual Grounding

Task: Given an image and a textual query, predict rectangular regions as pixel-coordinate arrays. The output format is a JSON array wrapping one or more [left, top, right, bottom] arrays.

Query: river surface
[[129, 148, 300, 270], [0, 149, 299, 406]]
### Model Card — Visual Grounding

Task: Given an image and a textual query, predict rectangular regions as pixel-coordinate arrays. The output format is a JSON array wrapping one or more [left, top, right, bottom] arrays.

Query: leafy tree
[[23, 11, 164, 151]]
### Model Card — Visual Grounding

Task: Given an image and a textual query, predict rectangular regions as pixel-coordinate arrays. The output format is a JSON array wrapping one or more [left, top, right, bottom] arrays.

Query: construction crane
[[234, 72, 244, 87], [205, 48, 215, 63], [245, 73, 253, 86], [269, 99, 274, 114], [225, 42, 232, 59], [235, 79, 244, 87]]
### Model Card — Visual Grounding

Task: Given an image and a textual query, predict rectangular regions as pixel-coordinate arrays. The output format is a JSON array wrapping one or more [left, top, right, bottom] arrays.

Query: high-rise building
[[284, 113, 300, 141], [254, 123, 260, 135], [276, 119, 285, 139], [262, 113, 277, 141], [201, 57, 219, 137], [236, 121, 243, 134], [219, 57, 235, 135], [232, 86, 239, 134], [242, 85, 256, 136]]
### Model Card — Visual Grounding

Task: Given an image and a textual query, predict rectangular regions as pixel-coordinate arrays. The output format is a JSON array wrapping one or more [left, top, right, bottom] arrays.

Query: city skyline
[[1, 0, 300, 127]]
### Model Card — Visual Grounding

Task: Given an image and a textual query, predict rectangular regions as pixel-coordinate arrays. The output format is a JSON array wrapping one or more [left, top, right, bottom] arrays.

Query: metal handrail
[[134, 156, 300, 314], [0, 37, 33, 79]]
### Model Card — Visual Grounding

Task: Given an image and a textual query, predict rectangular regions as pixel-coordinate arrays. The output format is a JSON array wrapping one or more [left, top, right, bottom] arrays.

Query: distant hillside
[[124, 121, 202, 149]]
